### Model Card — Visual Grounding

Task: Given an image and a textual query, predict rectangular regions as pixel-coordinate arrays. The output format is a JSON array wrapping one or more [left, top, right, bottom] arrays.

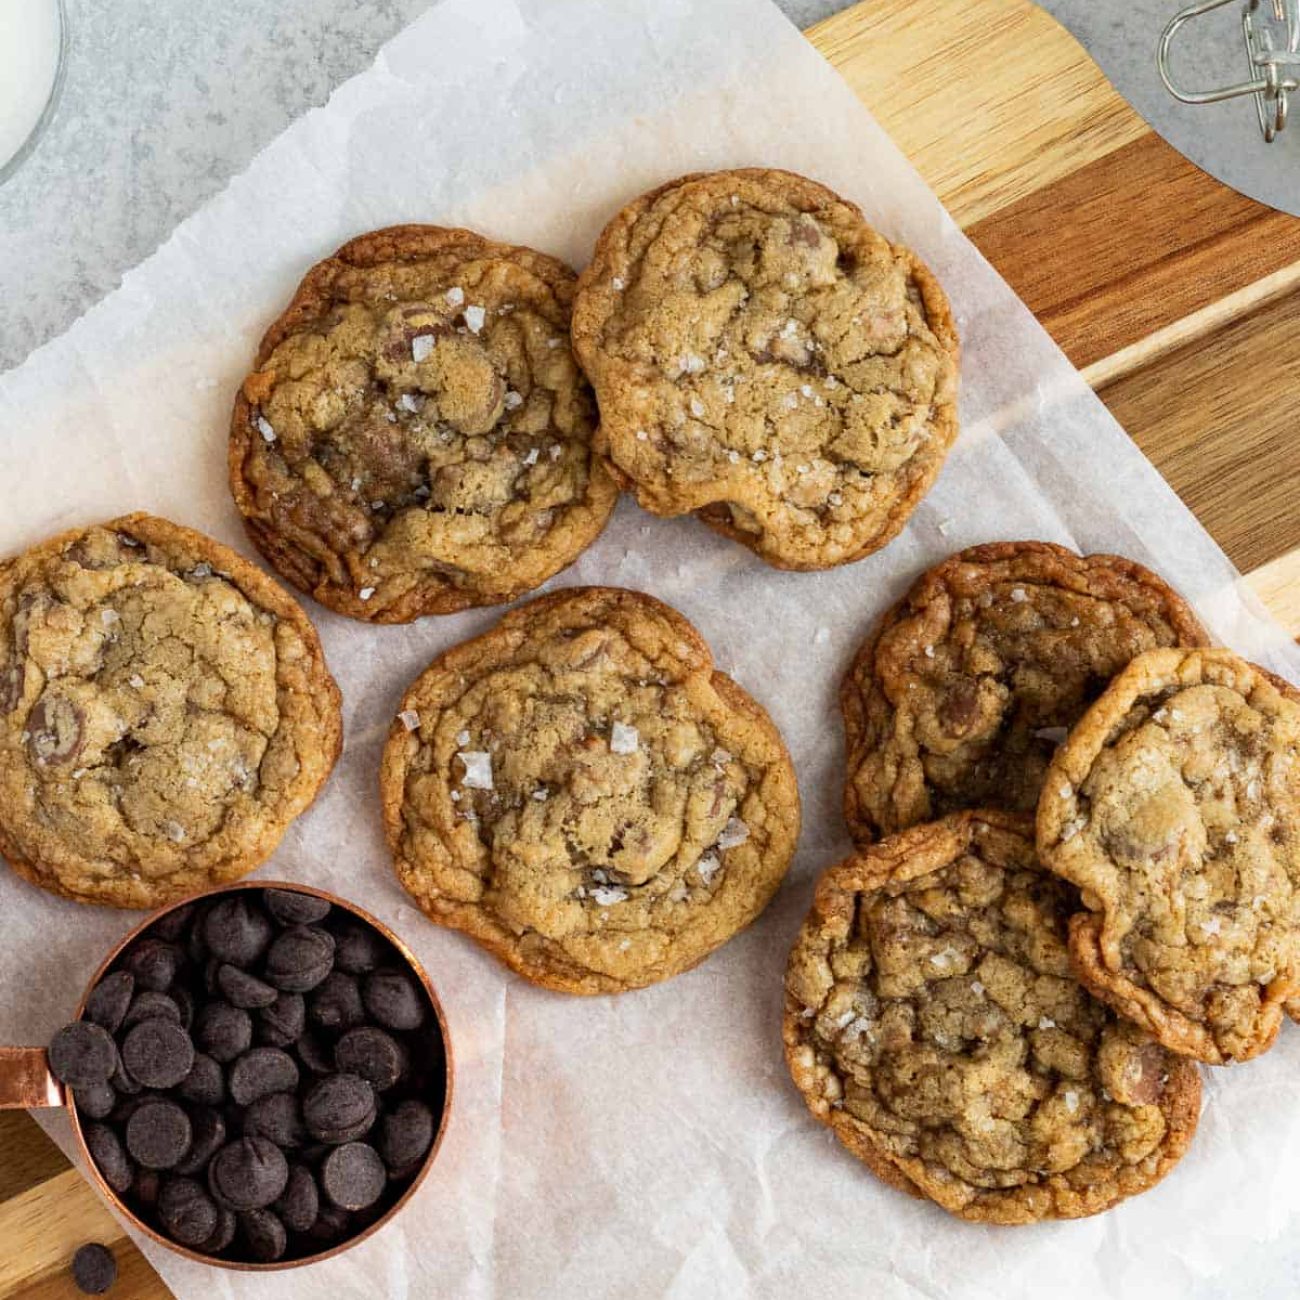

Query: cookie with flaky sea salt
[[570, 168, 959, 570], [841, 542, 1208, 842], [0, 514, 341, 908], [1038, 648, 1300, 1064], [380, 586, 800, 994], [784, 811, 1200, 1224], [230, 225, 619, 623]]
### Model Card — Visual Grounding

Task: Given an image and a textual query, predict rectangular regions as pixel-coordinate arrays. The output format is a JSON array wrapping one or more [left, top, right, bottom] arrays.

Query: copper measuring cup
[[0, 879, 454, 1271]]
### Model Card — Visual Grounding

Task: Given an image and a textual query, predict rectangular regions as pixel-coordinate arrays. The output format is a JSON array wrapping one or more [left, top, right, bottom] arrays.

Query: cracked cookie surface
[[230, 225, 619, 622], [0, 514, 342, 908], [784, 811, 1199, 1224], [571, 169, 959, 570], [842, 542, 1208, 842], [1037, 648, 1300, 1064], [380, 586, 800, 993]]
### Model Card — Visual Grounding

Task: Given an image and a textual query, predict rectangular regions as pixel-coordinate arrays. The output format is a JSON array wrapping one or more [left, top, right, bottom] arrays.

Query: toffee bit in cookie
[[457, 751, 493, 790], [609, 722, 639, 755]]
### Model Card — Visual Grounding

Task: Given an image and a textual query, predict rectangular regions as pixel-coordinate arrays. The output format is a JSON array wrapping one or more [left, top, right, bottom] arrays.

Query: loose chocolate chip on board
[[121, 991, 182, 1030], [303, 1074, 377, 1145], [158, 1177, 220, 1247], [132, 1167, 161, 1208], [85, 1122, 134, 1194], [174, 1107, 227, 1177], [208, 1136, 289, 1211], [379, 1100, 435, 1176], [125, 1098, 193, 1170], [264, 926, 335, 993], [121, 1019, 194, 1090], [295, 1032, 335, 1076], [84, 971, 134, 1033], [335, 1027, 406, 1092], [203, 898, 273, 968], [321, 1142, 386, 1211], [149, 903, 195, 944], [274, 1164, 320, 1233], [178, 1052, 225, 1107], [264, 889, 331, 927], [70, 1242, 117, 1295], [256, 991, 306, 1047], [239, 1207, 288, 1262], [124, 939, 183, 992], [362, 971, 425, 1031], [48, 1022, 119, 1088], [242, 1091, 306, 1149], [228, 1047, 300, 1107], [72, 1081, 116, 1121], [194, 1002, 252, 1063], [308, 971, 364, 1034], [200, 1205, 237, 1255], [217, 964, 278, 1010], [333, 924, 384, 975]]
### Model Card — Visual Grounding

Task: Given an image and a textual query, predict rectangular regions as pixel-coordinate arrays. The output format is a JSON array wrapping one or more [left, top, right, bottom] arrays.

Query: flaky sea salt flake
[[590, 885, 628, 906], [463, 305, 487, 334], [445, 286, 465, 307], [256, 417, 276, 443], [717, 818, 750, 850], [411, 334, 436, 362], [610, 722, 639, 755], [398, 710, 421, 732], [458, 751, 494, 790]]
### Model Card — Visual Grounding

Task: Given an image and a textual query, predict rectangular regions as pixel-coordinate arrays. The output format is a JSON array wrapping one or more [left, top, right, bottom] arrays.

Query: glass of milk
[[0, 0, 67, 185]]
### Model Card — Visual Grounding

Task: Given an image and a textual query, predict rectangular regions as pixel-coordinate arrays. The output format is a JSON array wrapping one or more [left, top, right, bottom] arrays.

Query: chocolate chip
[[208, 1136, 289, 1211], [264, 889, 331, 927], [200, 1205, 237, 1254], [125, 1098, 192, 1170], [239, 1208, 288, 1262], [70, 1242, 117, 1295], [242, 1091, 305, 1149], [264, 926, 334, 993], [255, 992, 305, 1048], [132, 1167, 161, 1208], [170, 985, 195, 1031], [216, 965, 278, 1010], [121, 990, 181, 1030], [228, 1047, 299, 1107], [194, 1002, 252, 1063], [333, 923, 384, 975], [158, 1176, 219, 1247], [178, 1052, 225, 1107], [306, 1201, 351, 1244], [303, 1074, 376, 1145], [121, 1019, 194, 1089], [174, 1106, 226, 1177], [124, 939, 183, 992], [308, 971, 364, 1034], [203, 897, 273, 967], [49, 1022, 119, 1088], [295, 1032, 334, 1076], [27, 695, 85, 767], [84, 971, 134, 1033], [379, 1100, 435, 1176], [149, 902, 194, 944], [274, 1164, 320, 1233], [73, 1081, 116, 1121], [362, 970, 425, 1030], [321, 1142, 386, 1211], [85, 1122, 133, 1194], [109, 1057, 141, 1097], [335, 1027, 406, 1092]]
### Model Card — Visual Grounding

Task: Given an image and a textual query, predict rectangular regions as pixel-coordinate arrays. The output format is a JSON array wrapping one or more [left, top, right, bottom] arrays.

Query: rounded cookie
[[571, 168, 959, 570], [230, 225, 619, 622], [842, 542, 1208, 842], [0, 514, 342, 908], [381, 586, 800, 993], [784, 811, 1200, 1224], [1037, 648, 1300, 1064]]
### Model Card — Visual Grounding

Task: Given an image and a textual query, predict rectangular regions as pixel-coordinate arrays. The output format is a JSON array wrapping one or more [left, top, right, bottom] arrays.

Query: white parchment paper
[[2, 1, 1300, 1296]]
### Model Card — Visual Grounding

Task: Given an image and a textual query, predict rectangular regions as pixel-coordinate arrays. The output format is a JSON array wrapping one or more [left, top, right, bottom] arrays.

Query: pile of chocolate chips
[[47, 888, 446, 1264]]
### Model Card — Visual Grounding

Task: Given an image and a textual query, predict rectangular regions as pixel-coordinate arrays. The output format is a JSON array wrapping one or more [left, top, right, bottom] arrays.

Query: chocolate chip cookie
[[230, 225, 619, 622], [842, 542, 1208, 842], [0, 515, 341, 907], [1037, 648, 1300, 1064], [380, 586, 800, 994], [784, 811, 1200, 1224], [570, 168, 959, 570]]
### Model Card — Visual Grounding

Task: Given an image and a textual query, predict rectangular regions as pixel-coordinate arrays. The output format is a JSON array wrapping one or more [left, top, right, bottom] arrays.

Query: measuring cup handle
[[0, 1046, 65, 1108]]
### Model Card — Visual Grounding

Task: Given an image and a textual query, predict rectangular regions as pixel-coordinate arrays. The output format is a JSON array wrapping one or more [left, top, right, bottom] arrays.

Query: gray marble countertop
[[0, 0, 1293, 374]]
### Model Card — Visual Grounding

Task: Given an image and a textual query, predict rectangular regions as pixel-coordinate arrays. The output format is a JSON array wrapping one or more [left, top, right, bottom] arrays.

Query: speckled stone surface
[[1, 0, 1293, 378]]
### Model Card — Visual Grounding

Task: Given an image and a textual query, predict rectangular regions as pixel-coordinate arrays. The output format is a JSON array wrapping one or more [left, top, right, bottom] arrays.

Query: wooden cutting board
[[3, 1, 1298, 1295]]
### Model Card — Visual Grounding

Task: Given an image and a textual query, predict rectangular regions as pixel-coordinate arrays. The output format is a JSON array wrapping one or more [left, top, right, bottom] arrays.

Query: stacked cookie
[[785, 540, 1300, 1222]]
